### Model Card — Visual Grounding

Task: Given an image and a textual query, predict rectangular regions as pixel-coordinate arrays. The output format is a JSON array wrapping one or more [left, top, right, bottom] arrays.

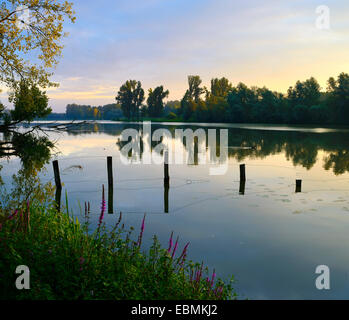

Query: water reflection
[[0, 130, 53, 176], [2, 122, 349, 299], [64, 122, 349, 176], [0, 128, 55, 215]]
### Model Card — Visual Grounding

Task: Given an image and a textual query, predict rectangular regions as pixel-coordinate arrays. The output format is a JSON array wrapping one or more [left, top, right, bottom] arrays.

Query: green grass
[[0, 189, 237, 300]]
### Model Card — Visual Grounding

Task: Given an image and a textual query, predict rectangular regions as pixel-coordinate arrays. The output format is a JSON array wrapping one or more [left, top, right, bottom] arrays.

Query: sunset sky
[[2, 0, 349, 112]]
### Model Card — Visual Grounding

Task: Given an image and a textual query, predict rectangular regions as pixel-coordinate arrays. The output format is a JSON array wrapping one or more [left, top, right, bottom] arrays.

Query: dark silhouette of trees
[[45, 72, 349, 125], [327, 73, 349, 124], [173, 72, 349, 125], [116, 80, 145, 120], [65, 103, 123, 120], [146, 86, 169, 117]]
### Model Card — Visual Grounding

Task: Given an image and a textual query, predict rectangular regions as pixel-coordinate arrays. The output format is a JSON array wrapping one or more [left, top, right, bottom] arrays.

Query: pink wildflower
[[137, 214, 146, 247], [8, 210, 18, 221], [171, 236, 179, 259], [99, 185, 106, 225], [210, 269, 216, 288], [167, 231, 174, 253]]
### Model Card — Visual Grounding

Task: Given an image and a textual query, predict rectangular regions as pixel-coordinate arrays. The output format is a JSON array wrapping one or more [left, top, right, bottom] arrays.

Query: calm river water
[[1, 121, 349, 299]]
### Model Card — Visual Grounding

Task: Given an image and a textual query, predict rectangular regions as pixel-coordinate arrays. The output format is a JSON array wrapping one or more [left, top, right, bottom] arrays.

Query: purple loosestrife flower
[[178, 242, 190, 266], [137, 214, 146, 248], [141, 214, 145, 232], [8, 210, 18, 221], [210, 269, 216, 288], [195, 262, 204, 284], [171, 236, 179, 259], [99, 185, 106, 225], [179, 242, 189, 258], [167, 231, 174, 253], [216, 286, 224, 299]]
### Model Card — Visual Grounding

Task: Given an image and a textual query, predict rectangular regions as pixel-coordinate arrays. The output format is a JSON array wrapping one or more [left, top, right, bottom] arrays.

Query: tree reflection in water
[[0, 127, 56, 217], [1, 122, 349, 217]]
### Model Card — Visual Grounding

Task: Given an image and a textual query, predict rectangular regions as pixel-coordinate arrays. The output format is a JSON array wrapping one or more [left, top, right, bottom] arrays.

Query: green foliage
[[0, 0, 75, 129], [61, 72, 349, 125], [0, 193, 237, 300], [326, 73, 349, 124], [146, 86, 169, 117], [0, 0, 75, 90], [65, 103, 123, 120], [179, 76, 205, 121], [166, 112, 177, 120], [116, 80, 145, 120], [187, 75, 205, 103], [176, 73, 349, 125], [287, 77, 321, 107], [9, 80, 51, 123], [210, 77, 232, 98], [0, 168, 55, 218]]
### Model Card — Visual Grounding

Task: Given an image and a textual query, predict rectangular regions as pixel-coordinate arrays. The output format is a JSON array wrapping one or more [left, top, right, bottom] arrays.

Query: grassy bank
[[0, 187, 236, 300]]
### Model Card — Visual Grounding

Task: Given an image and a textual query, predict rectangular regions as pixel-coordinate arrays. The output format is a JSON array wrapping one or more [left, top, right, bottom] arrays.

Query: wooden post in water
[[164, 151, 170, 187], [194, 137, 198, 166], [164, 184, 169, 213], [239, 180, 246, 195], [240, 164, 246, 182], [296, 179, 302, 193], [53, 160, 62, 189], [107, 156, 114, 214], [52, 160, 62, 212]]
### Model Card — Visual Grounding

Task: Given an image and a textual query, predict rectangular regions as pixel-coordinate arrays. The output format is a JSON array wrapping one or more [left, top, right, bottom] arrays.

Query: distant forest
[[44, 72, 349, 125]]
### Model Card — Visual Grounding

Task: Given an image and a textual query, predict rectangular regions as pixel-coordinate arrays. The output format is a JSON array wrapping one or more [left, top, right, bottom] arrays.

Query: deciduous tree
[[147, 86, 169, 117], [0, 0, 75, 89], [116, 80, 145, 120]]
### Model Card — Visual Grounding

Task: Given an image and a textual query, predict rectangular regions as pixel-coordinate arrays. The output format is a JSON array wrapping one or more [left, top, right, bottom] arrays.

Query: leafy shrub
[[0, 187, 237, 300], [166, 112, 177, 120]]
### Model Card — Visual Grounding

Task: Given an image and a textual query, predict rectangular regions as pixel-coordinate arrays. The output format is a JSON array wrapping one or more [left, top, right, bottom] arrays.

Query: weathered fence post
[[164, 185, 169, 213], [296, 179, 302, 193], [52, 160, 62, 212], [107, 156, 114, 214], [239, 180, 246, 195], [194, 137, 198, 166], [164, 151, 169, 187], [240, 164, 246, 182], [238, 164, 246, 195], [53, 160, 62, 189]]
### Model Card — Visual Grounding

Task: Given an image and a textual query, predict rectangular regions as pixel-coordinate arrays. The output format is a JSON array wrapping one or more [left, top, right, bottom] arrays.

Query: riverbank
[[0, 190, 236, 300]]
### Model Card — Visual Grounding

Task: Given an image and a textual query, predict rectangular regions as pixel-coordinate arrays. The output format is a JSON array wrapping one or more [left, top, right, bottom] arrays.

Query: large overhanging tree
[[0, 0, 75, 128], [0, 0, 75, 171]]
